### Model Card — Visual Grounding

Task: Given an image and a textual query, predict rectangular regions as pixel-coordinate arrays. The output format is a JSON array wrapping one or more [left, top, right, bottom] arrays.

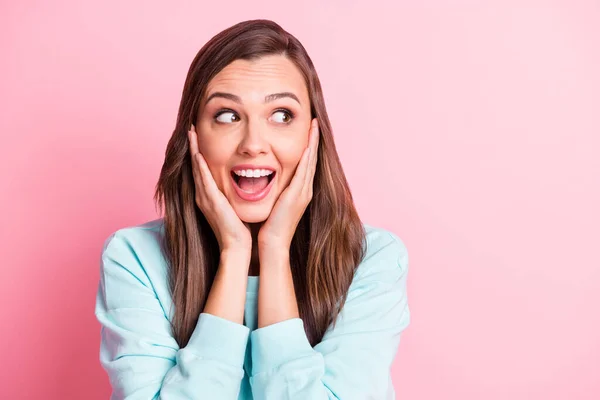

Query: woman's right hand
[[187, 124, 252, 255]]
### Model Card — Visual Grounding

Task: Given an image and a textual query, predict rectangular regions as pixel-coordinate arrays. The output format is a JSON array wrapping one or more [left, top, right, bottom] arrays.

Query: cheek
[[197, 140, 232, 188], [275, 135, 307, 163], [276, 147, 306, 186], [196, 126, 231, 163]]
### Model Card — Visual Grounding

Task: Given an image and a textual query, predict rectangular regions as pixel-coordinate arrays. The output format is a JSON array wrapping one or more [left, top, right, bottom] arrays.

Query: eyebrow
[[204, 91, 301, 106]]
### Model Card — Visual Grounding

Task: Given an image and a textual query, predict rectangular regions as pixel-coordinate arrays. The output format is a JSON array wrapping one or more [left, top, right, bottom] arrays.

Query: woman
[[95, 19, 410, 399]]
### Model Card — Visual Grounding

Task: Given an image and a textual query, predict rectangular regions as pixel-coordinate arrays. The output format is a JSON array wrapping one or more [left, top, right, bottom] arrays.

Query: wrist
[[258, 244, 290, 264], [220, 247, 251, 265], [258, 235, 289, 251]]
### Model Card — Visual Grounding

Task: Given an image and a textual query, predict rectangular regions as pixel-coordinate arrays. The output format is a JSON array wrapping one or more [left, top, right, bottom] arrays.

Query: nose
[[236, 118, 269, 157]]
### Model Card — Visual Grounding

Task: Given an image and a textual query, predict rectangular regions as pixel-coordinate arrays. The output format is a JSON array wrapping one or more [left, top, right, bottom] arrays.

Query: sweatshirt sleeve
[[248, 232, 410, 400], [94, 231, 250, 400]]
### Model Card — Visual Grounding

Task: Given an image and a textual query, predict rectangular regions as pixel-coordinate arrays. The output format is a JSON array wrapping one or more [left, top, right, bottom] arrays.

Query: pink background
[[1, 1, 599, 399]]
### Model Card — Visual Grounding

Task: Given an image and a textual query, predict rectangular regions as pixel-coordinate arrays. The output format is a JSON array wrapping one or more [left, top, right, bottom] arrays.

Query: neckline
[[247, 275, 259, 293]]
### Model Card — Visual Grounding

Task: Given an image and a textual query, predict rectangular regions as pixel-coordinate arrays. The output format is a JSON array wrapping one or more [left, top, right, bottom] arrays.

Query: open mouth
[[230, 171, 276, 187], [230, 170, 277, 201]]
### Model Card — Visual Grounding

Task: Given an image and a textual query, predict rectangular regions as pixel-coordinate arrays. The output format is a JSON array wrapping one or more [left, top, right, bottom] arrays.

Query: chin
[[234, 204, 273, 224]]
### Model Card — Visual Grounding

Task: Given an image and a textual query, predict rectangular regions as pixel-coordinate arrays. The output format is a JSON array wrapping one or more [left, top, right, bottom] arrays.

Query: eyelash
[[213, 108, 296, 124]]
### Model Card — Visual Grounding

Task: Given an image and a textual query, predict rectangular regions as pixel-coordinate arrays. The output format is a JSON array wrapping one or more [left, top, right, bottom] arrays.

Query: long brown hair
[[154, 19, 366, 348]]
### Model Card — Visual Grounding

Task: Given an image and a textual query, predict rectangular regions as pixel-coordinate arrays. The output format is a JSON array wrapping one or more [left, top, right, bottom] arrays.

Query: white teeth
[[233, 169, 274, 178]]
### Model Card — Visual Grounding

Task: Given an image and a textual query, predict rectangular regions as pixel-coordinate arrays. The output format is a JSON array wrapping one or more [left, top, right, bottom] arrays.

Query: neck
[[248, 222, 262, 276]]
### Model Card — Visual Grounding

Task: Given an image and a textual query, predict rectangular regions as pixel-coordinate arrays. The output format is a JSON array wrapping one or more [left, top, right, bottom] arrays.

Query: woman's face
[[195, 54, 313, 224]]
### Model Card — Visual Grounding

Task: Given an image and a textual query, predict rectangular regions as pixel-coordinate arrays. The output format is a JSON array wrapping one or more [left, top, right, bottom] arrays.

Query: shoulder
[[102, 216, 163, 240], [101, 218, 165, 261], [355, 222, 409, 280], [99, 218, 168, 293], [102, 218, 164, 247], [330, 223, 410, 333]]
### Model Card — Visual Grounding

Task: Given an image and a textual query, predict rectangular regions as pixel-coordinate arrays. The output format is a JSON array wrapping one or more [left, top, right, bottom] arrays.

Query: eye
[[213, 108, 295, 124], [214, 109, 240, 124], [271, 109, 295, 124]]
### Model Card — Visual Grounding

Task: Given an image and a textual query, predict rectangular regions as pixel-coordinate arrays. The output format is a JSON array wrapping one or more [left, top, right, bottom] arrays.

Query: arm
[[255, 245, 298, 329], [249, 233, 410, 400], [95, 231, 251, 400], [204, 248, 251, 325]]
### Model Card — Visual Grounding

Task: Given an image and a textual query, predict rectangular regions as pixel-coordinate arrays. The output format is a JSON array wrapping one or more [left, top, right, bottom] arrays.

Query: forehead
[[204, 55, 309, 105]]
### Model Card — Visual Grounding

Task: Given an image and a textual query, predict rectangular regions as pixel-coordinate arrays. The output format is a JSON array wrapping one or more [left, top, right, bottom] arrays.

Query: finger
[[188, 124, 199, 156], [288, 146, 311, 196], [303, 146, 312, 190], [310, 119, 319, 153], [189, 125, 215, 195], [195, 152, 216, 192], [307, 119, 319, 169], [304, 119, 319, 189], [188, 128, 201, 183], [312, 120, 319, 162]]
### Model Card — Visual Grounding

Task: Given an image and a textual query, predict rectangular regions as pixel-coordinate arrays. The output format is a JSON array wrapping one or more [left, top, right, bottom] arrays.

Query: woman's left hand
[[258, 118, 320, 252]]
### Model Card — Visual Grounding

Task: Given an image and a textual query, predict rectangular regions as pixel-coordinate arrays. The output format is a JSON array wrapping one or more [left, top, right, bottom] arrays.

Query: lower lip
[[230, 173, 276, 202]]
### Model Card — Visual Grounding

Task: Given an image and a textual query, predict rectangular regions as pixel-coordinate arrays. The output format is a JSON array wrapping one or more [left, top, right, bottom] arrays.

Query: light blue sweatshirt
[[95, 218, 410, 399]]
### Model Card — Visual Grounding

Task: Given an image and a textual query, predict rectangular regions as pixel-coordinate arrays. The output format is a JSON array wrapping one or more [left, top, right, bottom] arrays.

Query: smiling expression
[[195, 54, 313, 223]]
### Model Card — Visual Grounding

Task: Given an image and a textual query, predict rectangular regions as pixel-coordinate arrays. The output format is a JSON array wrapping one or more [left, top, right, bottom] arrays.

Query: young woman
[[95, 19, 410, 399]]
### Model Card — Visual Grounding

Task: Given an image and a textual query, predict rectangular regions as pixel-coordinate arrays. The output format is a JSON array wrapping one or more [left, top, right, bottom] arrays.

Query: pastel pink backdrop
[[1, 1, 598, 399]]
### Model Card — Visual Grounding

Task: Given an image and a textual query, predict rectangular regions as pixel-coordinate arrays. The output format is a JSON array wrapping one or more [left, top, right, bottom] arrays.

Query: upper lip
[[231, 164, 276, 172]]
